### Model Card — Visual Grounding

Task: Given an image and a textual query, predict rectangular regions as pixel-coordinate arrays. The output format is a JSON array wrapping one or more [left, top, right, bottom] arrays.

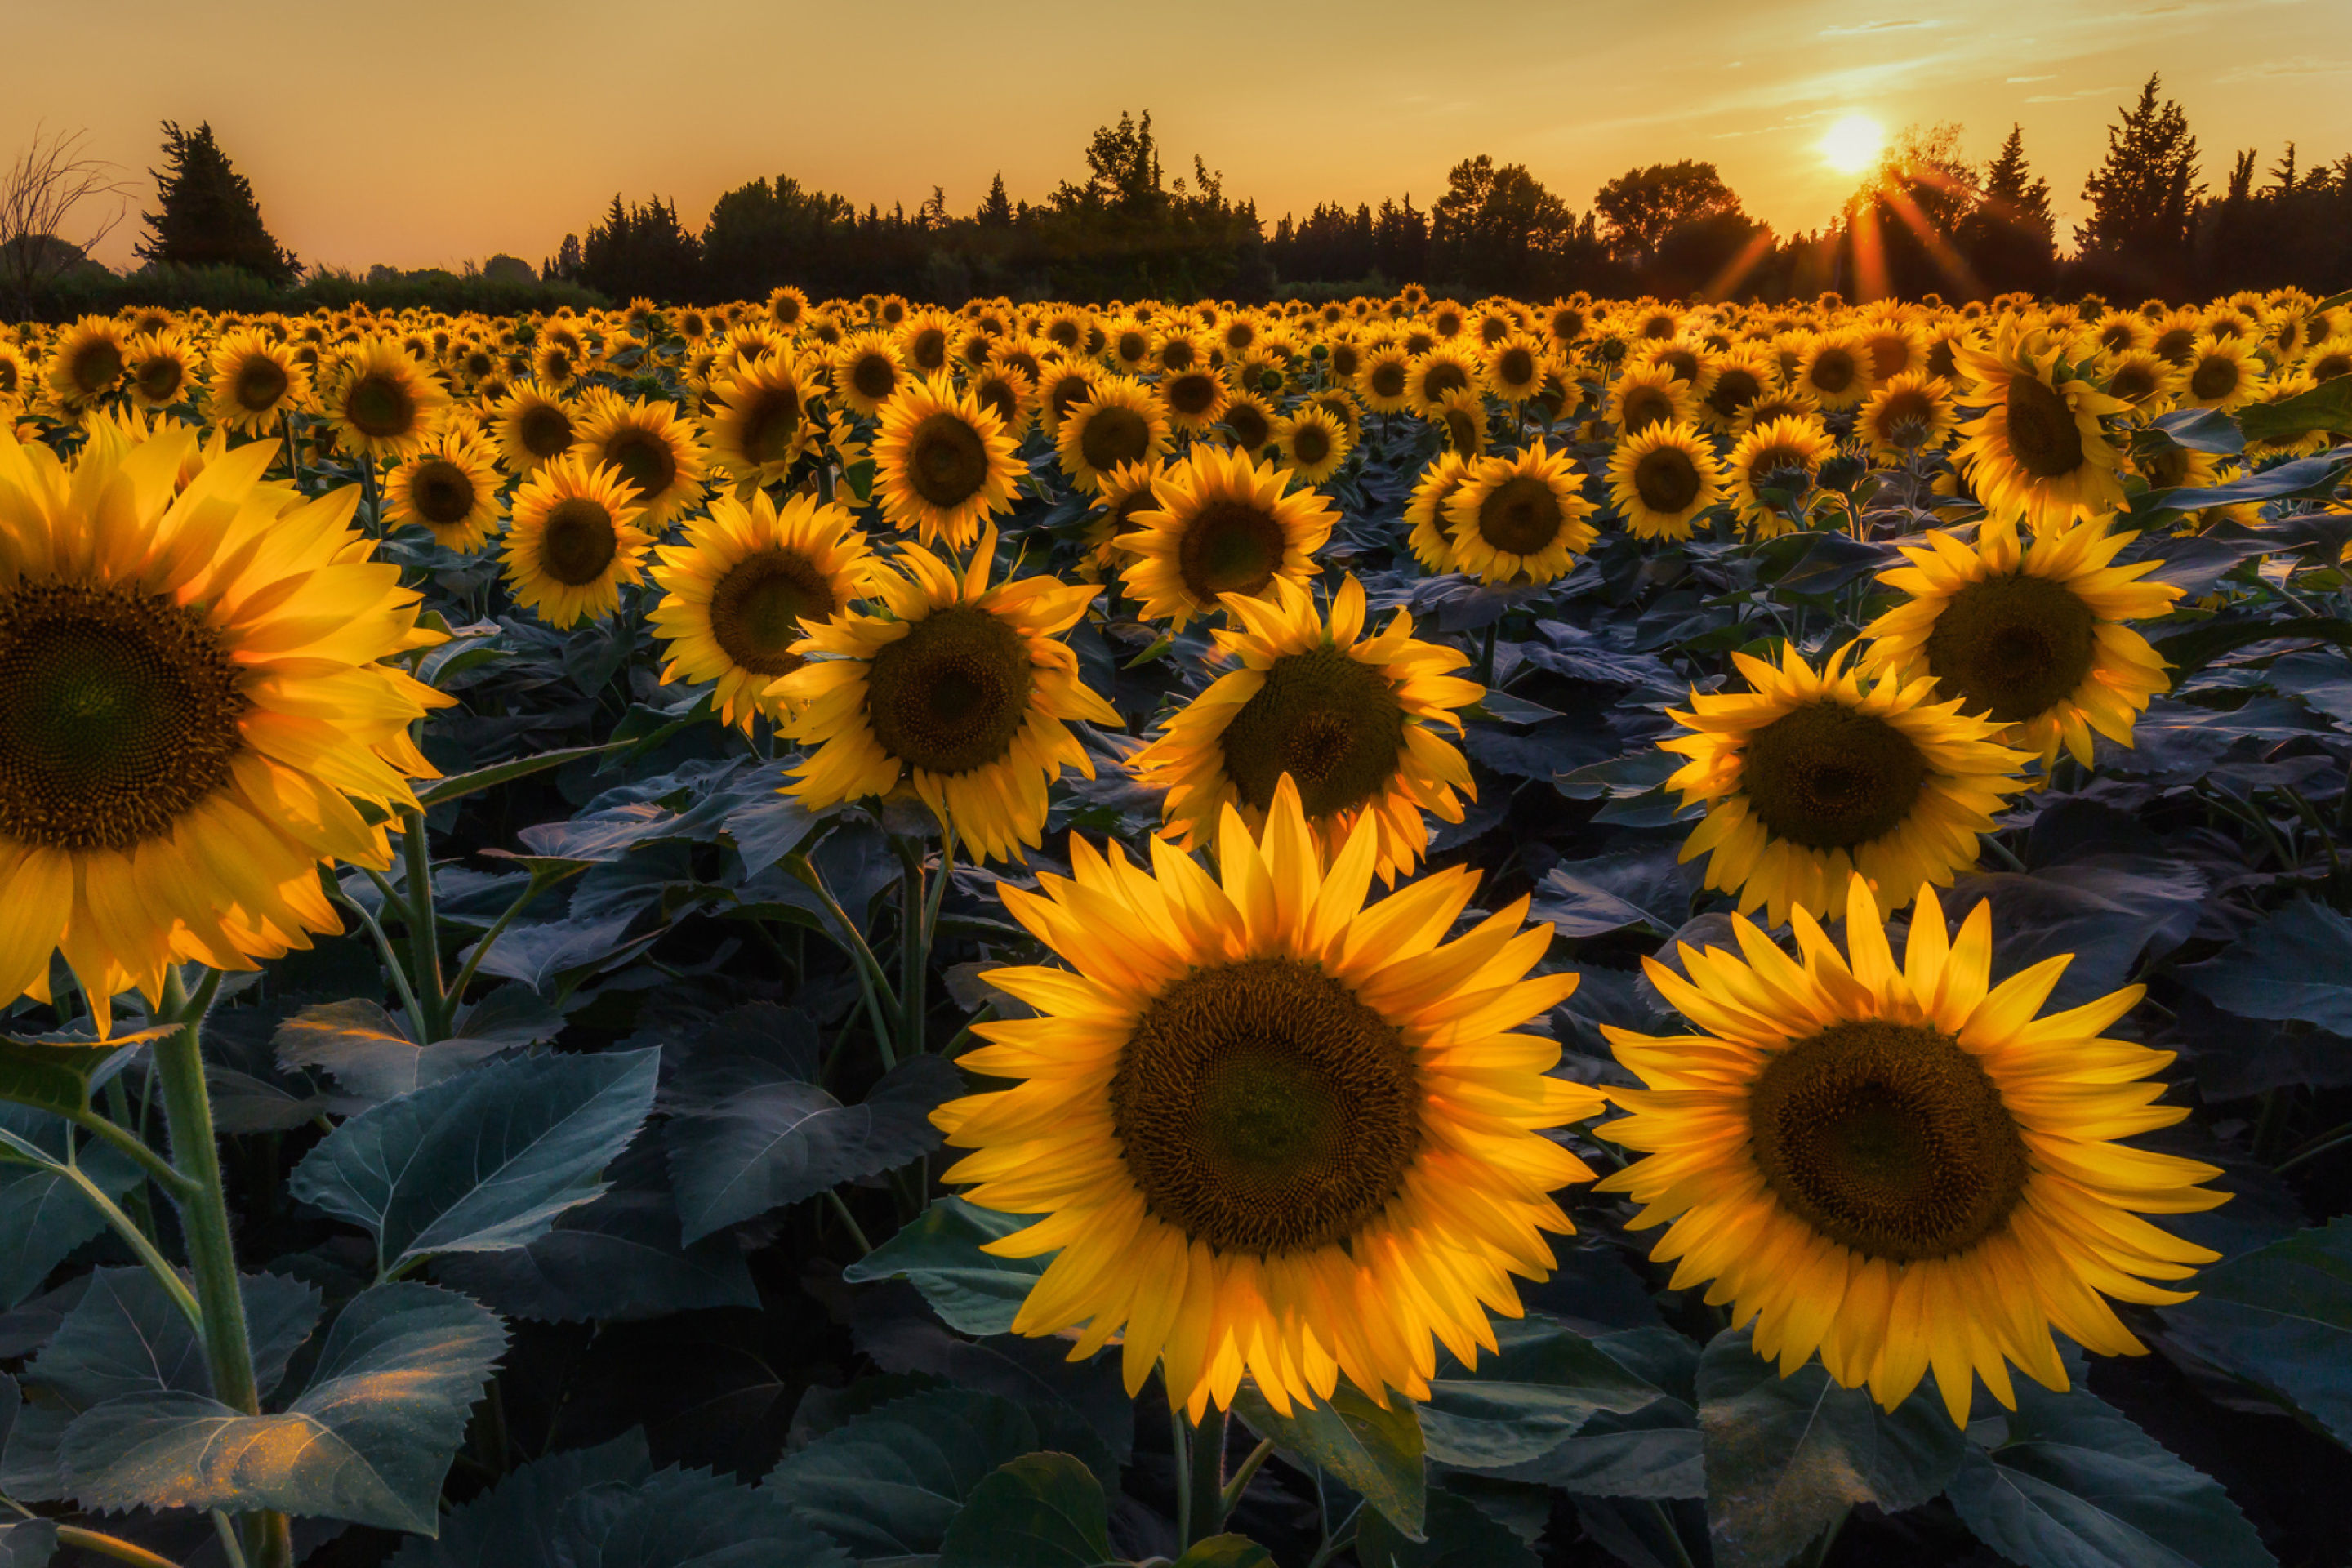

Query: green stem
[[896, 840, 927, 1058], [57, 1155, 200, 1326], [400, 811, 447, 1040], [1979, 833, 2026, 873], [1183, 1405, 1228, 1549], [825, 1187, 875, 1255], [55, 1525, 186, 1568], [445, 867, 565, 1011], [1169, 1405, 1193, 1553], [212, 1509, 252, 1568], [331, 889, 428, 1042], [1220, 1436, 1276, 1517], [1648, 1500, 1699, 1568], [70, 1107, 198, 1201]]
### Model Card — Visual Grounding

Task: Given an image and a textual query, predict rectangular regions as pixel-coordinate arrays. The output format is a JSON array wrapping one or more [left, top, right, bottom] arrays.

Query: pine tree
[[977, 172, 1013, 227], [1959, 123, 2056, 296], [135, 121, 299, 283], [2075, 74, 2201, 292]]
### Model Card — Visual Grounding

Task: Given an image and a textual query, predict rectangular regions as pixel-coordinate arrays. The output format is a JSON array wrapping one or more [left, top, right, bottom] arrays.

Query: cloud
[[2216, 56, 2352, 82], [2006, 74, 2056, 82], [1819, 18, 1939, 35]]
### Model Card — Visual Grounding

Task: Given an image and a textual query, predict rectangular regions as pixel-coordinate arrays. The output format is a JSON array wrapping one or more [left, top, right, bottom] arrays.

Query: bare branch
[[0, 122, 136, 318]]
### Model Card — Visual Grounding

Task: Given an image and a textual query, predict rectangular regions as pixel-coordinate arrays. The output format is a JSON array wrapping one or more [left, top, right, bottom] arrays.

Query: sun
[[1820, 111, 1887, 176]]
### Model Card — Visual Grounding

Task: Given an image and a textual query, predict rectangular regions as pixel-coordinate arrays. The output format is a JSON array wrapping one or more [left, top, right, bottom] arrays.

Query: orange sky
[[12, 0, 2350, 279]]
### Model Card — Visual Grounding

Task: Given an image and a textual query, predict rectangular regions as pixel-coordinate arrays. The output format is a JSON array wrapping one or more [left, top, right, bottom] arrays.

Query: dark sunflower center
[[346, 373, 416, 439], [1177, 500, 1286, 604], [1740, 700, 1928, 850], [865, 604, 1031, 775], [519, 403, 573, 459], [1749, 1019, 2028, 1263], [1442, 408, 1481, 452], [2005, 372, 2085, 478], [0, 585, 248, 852], [1922, 572, 2098, 724], [1111, 956, 1421, 1257], [1496, 346, 1536, 386], [850, 354, 897, 401], [409, 459, 476, 526], [1290, 423, 1334, 466], [2189, 357, 2240, 402], [1420, 361, 1472, 399], [604, 428, 677, 498], [1633, 446, 1702, 514], [1166, 372, 1218, 416], [1874, 390, 1937, 443], [1620, 385, 1676, 434], [1370, 362, 1406, 399], [1867, 337, 1909, 381], [2310, 352, 2352, 383], [1218, 647, 1406, 817], [1478, 475, 1566, 555], [234, 357, 289, 412], [136, 357, 184, 402], [69, 340, 122, 394], [908, 328, 948, 372], [1225, 403, 1272, 451], [2108, 363, 2157, 402], [709, 549, 834, 676], [1809, 350, 1855, 394], [1707, 368, 1762, 420], [740, 385, 803, 464], [539, 498, 620, 586], [1080, 406, 1151, 473]]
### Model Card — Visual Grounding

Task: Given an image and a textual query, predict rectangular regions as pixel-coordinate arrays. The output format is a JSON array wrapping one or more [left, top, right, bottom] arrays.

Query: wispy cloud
[[2006, 74, 2055, 83], [2217, 56, 2352, 82], [1819, 18, 1939, 34], [2025, 85, 2120, 102]]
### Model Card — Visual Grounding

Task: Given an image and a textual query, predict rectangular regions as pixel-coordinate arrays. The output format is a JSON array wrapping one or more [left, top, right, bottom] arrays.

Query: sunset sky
[[13, 0, 2350, 277]]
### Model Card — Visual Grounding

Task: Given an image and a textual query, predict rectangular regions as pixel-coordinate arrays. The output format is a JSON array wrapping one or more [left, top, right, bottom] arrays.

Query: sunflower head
[[707, 352, 815, 488], [385, 438, 506, 552], [1056, 376, 1171, 493], [1116, 445, 1337, 628], [501, 453, 655, 628], [1609, 420, 1725, 541], [323, 338, 452, 461], [1273, 405, 1354, 486], [575, 394, 710, 530], [205, 331, 309, 434], [1444, 439, 1600, 586], [1952, 328, 2132, 530], [1859, 372, 1959, 459], [871, 373, 1024, 551]]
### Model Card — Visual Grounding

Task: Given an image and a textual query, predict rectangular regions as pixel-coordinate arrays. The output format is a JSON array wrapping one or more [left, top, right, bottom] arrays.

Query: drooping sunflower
[[706, 352, 816, 488], [1057, 376, 1171, 493], [933, 775, 1605, 1418], [205, 330, 310, 435], [573, 394, 710, 530], [1858, 372, 1959, 460], [774, 525, 1119, 863], [1609, 421, 1725, 541], [1609, 362, 1699, 437], [321, 338, 451, 463], [384, 437, 506, 552], [490, 379, 578, 474], [1951, 330, 2130, 529], [1726, 416, 1838, 536], [501, 454, 654, 627], [1596, 871, 2225, 1425], [1272, 405, 1354, 486], [1405, 452, 1475, 573], [1444, 439, 1600, 586], [1863, 519, 2181, 768], [649, 489, 873, 732], [871, 373, 1024, 550], [42, 316, 129, 410], [1117, 445, 1337, 628], [0, 426, 450, 1036], [2180, 333, 2262, 412], [1132, 574, 1481, 881], [1664, 642, 2031, 928]]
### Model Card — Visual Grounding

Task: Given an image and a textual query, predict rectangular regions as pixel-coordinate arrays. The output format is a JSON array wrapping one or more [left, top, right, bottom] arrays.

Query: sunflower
[[1220, 390, 1278, 454], [1697, 349, 1780, 433], [1860, 519, 2180, 770], [1405, 344, 1483, 416], [2241, 371, 2333, 461], [1118, 445, 1337, 628], [774, 525, 1118, 862], [1734, 386, 1824, 436], [871, 373, 1023, 551], [1432, 388, 1490, 460], [970, 362, 1038, 445], [1405, 452, 1475, 574], [572, 394, 710, 530], [42, 316, 129, 410], [1037, 362, 1102, 434], [766, 285, 811, 332], [831, 331, 910, 419], [2179, 333, 2263, 412], [122, 334, 195, 410], [1355, 344, 1415, 414], [1444, 440, 1600, 586], [1951, 330, 2130, 529], [706, 352, 817, 488], [205, 330, 309, 435], [1104, 318, 1156, 375], [2300, 332, 2352, 385], [1595, 871, 2225, 1425], [898, 309, 958, 376], [384, 437, 506, 552], [1080, 458, 1167, 577], [1794, 331, 1875, 411], [321, 338, 451, 463], [0, 426, 449, 1036], [1723, 416, 1837, 536], [933, 775, 1604, 1418], [1160, 367, 1229, 435], [1273, 405, 1354, 486], [490, 379, 578, 474], [1609, 421, 1724, 541], [529, 336, 584, 393], [1132, 574, 1480, 881], [1057, 377, 1172, 493], [2098, 350, 2185, 417], [649, 488, 873, 732], [501, 454, 654, 627], [0, 342, 31, 418], [1665, 642, 2030, 928], [1855, 318, 1927, 383], [1858, 372, 1959, 460], [1609, 362, 1699, 437]]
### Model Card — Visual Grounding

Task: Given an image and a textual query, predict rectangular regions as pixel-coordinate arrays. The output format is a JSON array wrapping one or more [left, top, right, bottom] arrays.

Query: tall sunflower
[[1405, 452, 1475, 573], [501, 454, 654, 627], [1596, 871, 2225, 1424], [0, 427, 449, 1036], [1862, 519, 2180, 768], [1726, 416, 1837, 535], [649, 489, 873, 733], [831, 331, 911, 418], [321, 338, 451, 463], [1444, 440, 1600, 586], [1273, 405, 1354, 486], [384, 437, 506, 552], [872, 373, 1024, 550], [1056, 377, 1171, 493], [773, 525, 1119, 863], [1857, 372, 1959, 460], [1117, 445, 1336, 627], [1132, 575, 1481, 881], [575, 394, 710, 530], [1952, 329, 2130, 529], [205, 330, 309, 435], [1609, 362, 1699, 436], [490, 379, 578, 474], [1665, 642, 2031, 928], [1609, 421, 1724, 541], [706, 353, 816, 488], [933, 777, 1605, 1418]]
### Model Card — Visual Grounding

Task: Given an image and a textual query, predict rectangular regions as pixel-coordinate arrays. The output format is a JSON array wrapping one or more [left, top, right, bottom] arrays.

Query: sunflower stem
[[825, 1187, 875, 1255], [446, 866, 572, 1014], [54, 1525, 185, 1568], [1220, 1437, 1276, 1517], [69, 1104, 198, 1202], [896, 837, 926, 1058], [332, 888, 430, 1045], [1183, 1405, 1228, 1548], [1980, 833, 2026, 873], [400, 810, 448, 1041], [153, 968, 291, 1568]]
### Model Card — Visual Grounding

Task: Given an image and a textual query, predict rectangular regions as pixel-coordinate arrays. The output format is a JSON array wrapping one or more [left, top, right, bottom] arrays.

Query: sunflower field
[[0, 281, 2350, 1568]]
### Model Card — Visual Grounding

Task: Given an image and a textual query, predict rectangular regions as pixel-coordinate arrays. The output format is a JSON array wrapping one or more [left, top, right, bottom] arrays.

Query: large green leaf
[[2177, 899, 2352, 1035], [1944, 1379, 2274, 1568], [274, 999, 518, 1108], [0, 1521, 53, 1568], [1231, 1379, 1426, 1538], [289, 1046, 659, 1276], [563, 1462, 853, 1568], [0, 1104, 140, 1310], [390, 1429, 655, 1568], [1417, 1312, 1668, 1470], [0, 1029, 167, 1117], [1356, 1487, 1540, 1568], [2238, 379, 2352, 442], [934, 1452, 1115, 1568], [57, 1282, 505, 1535], [841, 1196, 1050, 1335], [761, 1388, 1040, 1557], [2163, 1216, 2352, 1446], [1698, 1329, 1965, 1568]]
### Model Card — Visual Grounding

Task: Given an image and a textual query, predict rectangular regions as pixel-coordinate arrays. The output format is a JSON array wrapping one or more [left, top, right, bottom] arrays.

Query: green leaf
[[563, 1462, 853, 1568], [0, 1521, 54, 1568], [20, 1267, 322, 1417], [842, 1196, 1050, 1335], [288, 1047, 659, 1277], [274, 999, 516, 1108], [1172, 1535, 1276, 1568], [0, 1104, 140, 1310], [1698, 1328, 1966, 1568], [1356, 1487, 1539, 1568], [2238, 379, 2352, 442], [414, 740, 631, 808], [1231, 1378, 1426, 1538], [389, 1429, 653, 1568], [762, 1388, 1040, 1557], [57, 1281, 506, 1535], [935, 1452, 1116, 1568], [0, 1029, 167, 1116], [1417, 1312, 1668, 1470], [2163, 1216, 2352, 1446], [1944, 1379, 2274, 1568], [2177, 899, 2352, 1035], [2150, 615, 2352, 679], [2147, 408, 2246, 455]]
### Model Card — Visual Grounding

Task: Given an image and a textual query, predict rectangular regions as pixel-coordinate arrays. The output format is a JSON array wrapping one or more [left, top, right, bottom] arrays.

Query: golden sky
[[13, 0, 2350, 278]]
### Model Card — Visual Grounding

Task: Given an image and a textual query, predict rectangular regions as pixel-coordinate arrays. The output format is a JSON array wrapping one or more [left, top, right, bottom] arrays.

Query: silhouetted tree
[[977, 172, 1013, 228], [2076, 74, 2202, 296], [136, 121, 298, 284], [1960, 124, 2056, 296], [1428, 156, 1585, 293], [1593, 162, 1744, 264], [577, 194, 702, 303]]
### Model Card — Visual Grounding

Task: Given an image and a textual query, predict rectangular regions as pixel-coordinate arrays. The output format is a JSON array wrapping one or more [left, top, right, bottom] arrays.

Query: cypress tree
[[135, 121, 300, 284]]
